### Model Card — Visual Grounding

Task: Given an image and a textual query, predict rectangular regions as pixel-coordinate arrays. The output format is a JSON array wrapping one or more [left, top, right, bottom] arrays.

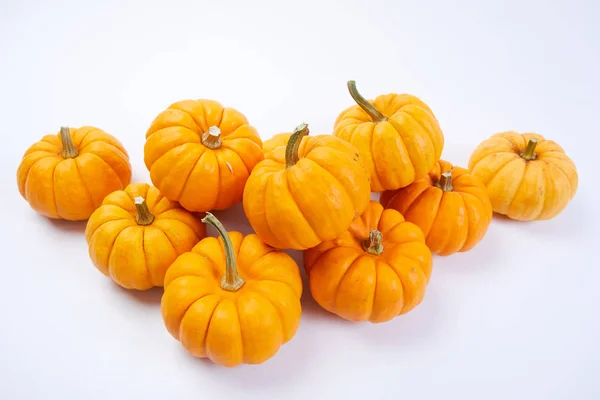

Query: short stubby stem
[[201, 212, 245, 291], [521, 138, 539, 161], [285, 123, 310, 168], [134, 196, 155, 225], [60, 126, 79, 158], [347, 80, 387, 123], [201, 126, 222, 150], [363, 230, 384, 255], [436, 170, 454, 192]]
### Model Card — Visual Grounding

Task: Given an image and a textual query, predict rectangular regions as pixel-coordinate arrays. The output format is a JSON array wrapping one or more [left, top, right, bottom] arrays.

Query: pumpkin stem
[[134, 196, 155, 225], [201, 126, 222, 149], [363, 230, 384, 255], [201, 212, 245, 292], [60, 126, 79, 158], [347, 80, 387, 123], [521, 138, 538, 161], [436, 170, 454, 192], [285, 123, 310, 168]]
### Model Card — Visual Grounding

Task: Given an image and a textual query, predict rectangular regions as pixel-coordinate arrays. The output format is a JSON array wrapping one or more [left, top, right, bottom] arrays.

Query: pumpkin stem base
[[60, 126, 79, 158], [134, 197, 155, 225], [436, 170, 454, 192], [363, 230, 384, 255], [201, 126, 222, 149], [520, 138, 539, 161]]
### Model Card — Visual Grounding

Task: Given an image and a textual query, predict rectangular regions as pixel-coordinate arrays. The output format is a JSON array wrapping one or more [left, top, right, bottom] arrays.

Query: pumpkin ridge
[[532, 167, 548, 220], [107, 226, 135, 281], [168, 105, 204, 135], [332, 253, 364, 311], [310, 159, 354, 214], [543, 158, 573, 197], [21, 154, 50, 198], [85, 151, 128, 188], [368, 260, 381, 322], [88, 217, 132, 242], [74, 158, 100, 209], [405, 186, 438, 238], [262, 173, 290, 248], [181, 292, 220, 351], [177, 149, 209, 205], [46, 157, 61, 218], [424, 191, 445, 244], [139, 227, 155, 287], [386, 118, 421, 174], [149, 144, 188, 187], [455, 193, 470, 252], [400, 108, 437, 163], [506, 160, 530, 212], [481, 157, 520, 188], [81, 140, 130, 165], [241, 290, 284, 351], [284, 172, 320, 245]]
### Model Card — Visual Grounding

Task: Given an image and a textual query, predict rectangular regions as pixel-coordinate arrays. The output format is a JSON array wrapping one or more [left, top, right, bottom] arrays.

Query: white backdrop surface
[[0, 1, 598, 399]]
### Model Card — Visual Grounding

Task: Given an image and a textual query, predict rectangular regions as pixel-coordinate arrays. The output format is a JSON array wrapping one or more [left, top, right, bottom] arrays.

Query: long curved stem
[[347, 80, 387, 122], [285, 123, 310, 168], [363, 230, 384, 255], [134, 197, 155, 225], [60, 126, 79, 158], [202, 212, 244, 291], [521, 138, 538, 161]]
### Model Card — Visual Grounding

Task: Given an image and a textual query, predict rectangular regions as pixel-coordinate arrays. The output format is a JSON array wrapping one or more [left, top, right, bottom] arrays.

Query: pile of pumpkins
[[17, 81, 578, 367]]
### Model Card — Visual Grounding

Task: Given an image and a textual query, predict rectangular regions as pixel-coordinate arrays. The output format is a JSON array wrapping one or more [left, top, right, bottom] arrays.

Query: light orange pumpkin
[[17, 126, 131, 220], [144, 99, 263, 212], [85, 183, 205, 290], [243, 123, 370, 250], [304, 201, 432, 323], [333, 80, 444, 192], [381, 160, 492, 256], [468, 132, 578, 221], [161, 213, 303, 367]]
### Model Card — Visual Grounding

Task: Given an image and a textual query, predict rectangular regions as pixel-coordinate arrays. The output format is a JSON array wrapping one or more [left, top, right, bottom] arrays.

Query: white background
[[1, 0, 599, 399]]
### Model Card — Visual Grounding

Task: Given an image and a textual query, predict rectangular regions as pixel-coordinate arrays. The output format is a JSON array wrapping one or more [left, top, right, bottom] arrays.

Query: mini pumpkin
[[17, 126, 131, 220], [144, 99, 264, 212], [85, 183, 205, 290], [333, 80, 444, 192], [304, 201, 432, 323], [243, 123, 370, 250], [381, 160, 492, 256], [161, 213, 302, 367], [468, 132, 578, 221]]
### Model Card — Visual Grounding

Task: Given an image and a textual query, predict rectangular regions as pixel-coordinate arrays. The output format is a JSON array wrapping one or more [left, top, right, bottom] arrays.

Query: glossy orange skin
[[17, 127, 131, 220], [85, 183, 205, 290], [468, 132, 578, 221], [243, 133, 370, 250], [381, 160, 492, 256], [304, 201, 432, 323], [144, 99, 263, 212], [161, 232, 303, 367], [334, 94, 444, 192]]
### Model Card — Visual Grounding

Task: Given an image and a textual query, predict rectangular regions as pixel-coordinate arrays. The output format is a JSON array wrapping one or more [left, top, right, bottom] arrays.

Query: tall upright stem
[[347, 80, 387, 122], [201, 212, 244, 291], [437, 170, 453, 192], [285, 123, 310, 168], [60, 126, 79, 158], [201, 126, 222, 149], [363, 230, 384, 255], [134, 197, 155, 225], [521, 138, 539, 161]]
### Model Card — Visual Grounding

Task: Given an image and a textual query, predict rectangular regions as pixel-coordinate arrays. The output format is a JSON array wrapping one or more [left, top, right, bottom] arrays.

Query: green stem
[[134, 197, 155, 225], [60, 126, 79, 158], [201, 212, 244, 291], [521, 138, 538, 161], [201, 125, 222, 149], [347, 80, 387, 122], [285, 123, 310, 168], [363, 230, 384, 255], [437, 170, 453, 192]]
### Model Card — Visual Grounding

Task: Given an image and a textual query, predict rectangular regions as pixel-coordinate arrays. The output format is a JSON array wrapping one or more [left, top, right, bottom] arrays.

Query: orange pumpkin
[[243, 123, 370, 250], [144, 99, 264, 212], [85, 183, 205, 290], [304, 201, 432, 323], [468, 132, 578, 221], [17, 126, 131, 220], [381, 160, 492, 256], [161, 213, 302, 367], [333, 81, 444, 192]]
